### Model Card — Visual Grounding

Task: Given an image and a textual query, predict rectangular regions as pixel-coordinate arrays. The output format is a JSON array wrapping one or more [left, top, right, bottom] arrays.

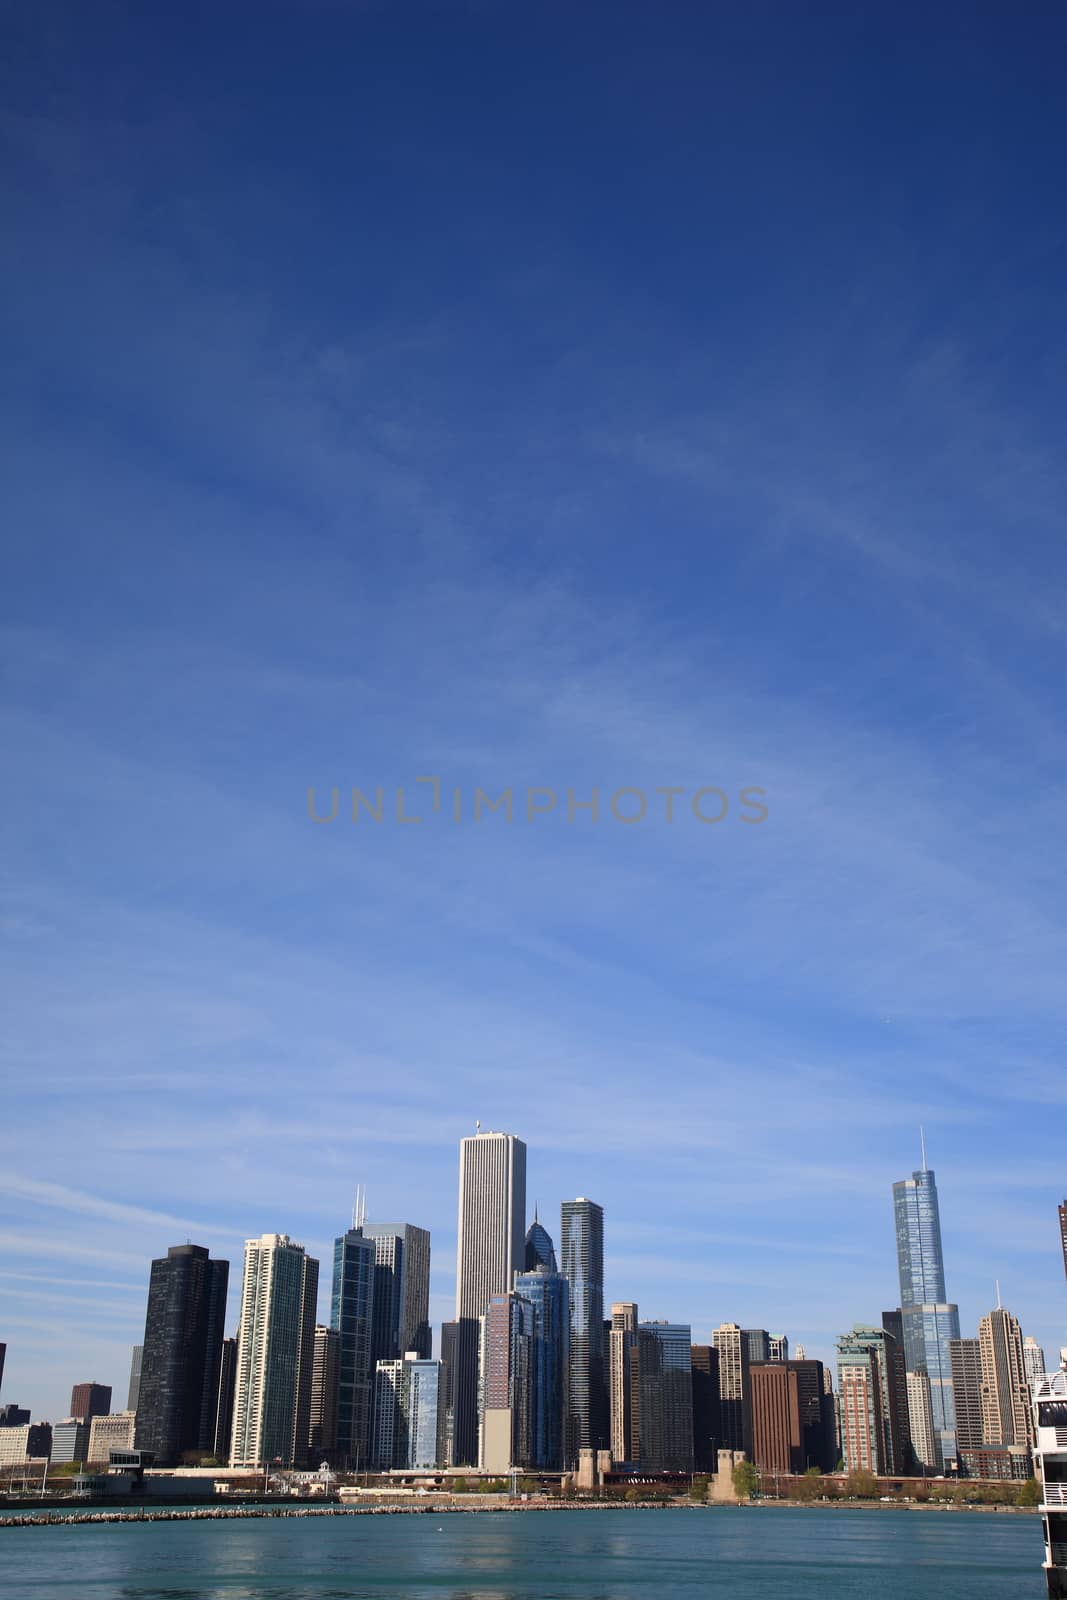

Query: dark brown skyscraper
[[750, 1360, 835, 1475], [949, 1337, 983, 1453], [70, 1382, 112, 1423]]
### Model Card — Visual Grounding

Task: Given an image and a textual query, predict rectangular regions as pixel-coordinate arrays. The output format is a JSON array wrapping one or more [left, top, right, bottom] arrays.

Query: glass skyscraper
[[637, 1321, 694, 1473], [514, 1260, 569, 1470], [331, 1228, 377, 1470], [560, 1197, 607, 1464], [893, 1153, 960, 1465], [134, 1243, 228, 1466]]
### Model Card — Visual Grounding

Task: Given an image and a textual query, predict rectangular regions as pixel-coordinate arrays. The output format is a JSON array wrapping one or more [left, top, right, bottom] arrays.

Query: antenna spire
[[352, 1183, 367, 1231], [920, 1125, 928, 1171], [995, 1278, 1002, 1310]]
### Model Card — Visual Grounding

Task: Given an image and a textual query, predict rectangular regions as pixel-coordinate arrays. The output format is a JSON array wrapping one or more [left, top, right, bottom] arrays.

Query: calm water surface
[[0, 1507, 1044, 1599]]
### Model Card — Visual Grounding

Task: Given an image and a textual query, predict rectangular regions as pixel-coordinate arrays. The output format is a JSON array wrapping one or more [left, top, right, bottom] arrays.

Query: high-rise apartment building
[[837, 1325, 907, 1475], [361, 1224, 431, 1363], [1024, 1336, 1047, 1386], [948, 1337, 984, 1454], [560, 1198, 607, 1464], [373, 1353, 443, 1470], [906, 1370, 938, 1474], [230, 1234, 319, 1470], [882, 1309, 918, 1472], [690, 1344, 721, 1473], [636, 1322, 694, 1474], [893, 1152, 960, 1464], [712, 1323, 749, 1454], [513, 1260, 569, 1470], [135, 1244, 229, 1466], [979, 1304, 1034, 1451], [610, 1302, 640, 1466], [70, 1383, 112, 1424], [479, 1291, 534, 1473], [331, 1228, 377, 1470], [452, 1130, 526, 1466], [308, 1325, 340, 1461]]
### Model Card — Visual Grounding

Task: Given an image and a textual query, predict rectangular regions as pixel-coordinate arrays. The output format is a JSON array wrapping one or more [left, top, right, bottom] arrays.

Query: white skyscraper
[[1023, 1335, 1047, 1386], [230, 1234, 319, 1470], [451, 1129, 526, 1465]]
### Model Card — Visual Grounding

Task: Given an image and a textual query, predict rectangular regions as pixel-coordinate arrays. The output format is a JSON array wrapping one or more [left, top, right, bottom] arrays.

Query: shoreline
[[0, 1499, 1039, 1528]]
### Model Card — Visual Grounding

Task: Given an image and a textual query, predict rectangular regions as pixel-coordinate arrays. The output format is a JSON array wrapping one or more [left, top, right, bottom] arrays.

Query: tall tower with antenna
[[892, 1135, 961, 1470]]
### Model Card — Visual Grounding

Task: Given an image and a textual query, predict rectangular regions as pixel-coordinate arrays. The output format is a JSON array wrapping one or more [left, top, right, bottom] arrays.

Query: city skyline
[[2, 1131, 1063, 1428]]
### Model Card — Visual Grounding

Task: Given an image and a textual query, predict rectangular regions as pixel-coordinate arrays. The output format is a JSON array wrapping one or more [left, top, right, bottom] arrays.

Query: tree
[[1016, 1477, 1041, 1507], [732, 1460, 759, 1500], [452, 1476, 469, 1494], [788, 1473, 822, 1502], [689, 1475, 710, 1501], [844, 1469, 877, 1499]]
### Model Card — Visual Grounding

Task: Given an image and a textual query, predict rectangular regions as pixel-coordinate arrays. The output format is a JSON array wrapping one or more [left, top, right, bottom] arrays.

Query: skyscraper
[[127, 1346, 142, 1413], [636, 1321, 694, 1473], [214, 1336, 237, 1464], [135, 1244, 229, 1466], [892, 1148, 960, 1464], [479, 1291, 534, 1473], [560, 1197, 607, 1464], [690, 1344, 721, 1473], [524, 1214, 558, 1272], [230, 1234, 318, 1469], [1023, 1336, 1047, 1386], [514, 1258, 569, 1470], [308, 1326, 340, 1461], [361, 1223, 431, 1363], [712, 1323, 749, 1453], [836, 1325, 907, 1475], [452, 1130, 526, 1466], [978, 1303, 1034, 1451], [70, 1383, 112, 1424], [948, 1337, 984, 1454], [610, 1302, 640, 1466], [749, 1360, 834, 1475], [906, 1370, 938, 1474], [373, 1353, 443, 1469], [331, 1228, 377, 1470]]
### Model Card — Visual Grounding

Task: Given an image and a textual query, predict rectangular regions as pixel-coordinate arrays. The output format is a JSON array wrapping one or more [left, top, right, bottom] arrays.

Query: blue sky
[[2, 1, 1066, 1421]]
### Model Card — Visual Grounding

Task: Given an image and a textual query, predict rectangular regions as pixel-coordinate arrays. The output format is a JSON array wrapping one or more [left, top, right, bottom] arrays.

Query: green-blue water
[[0, 1507, 1045, 1598]]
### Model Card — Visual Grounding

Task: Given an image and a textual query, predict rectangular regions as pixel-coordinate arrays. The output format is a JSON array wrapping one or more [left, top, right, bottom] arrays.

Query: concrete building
[[712, 1323, 749, 1454], [49, 1418, 90, 1465], [949, 1336, 984, 1454], [87, 1412, 136, 1463], [479, 1292, 533, 1474], [837, 1325, 907, 1476], [749, 1359, 835, 1476], [609, 1302, 640, 1466], [0, 1423, 51, 1466], [1025, 1337, 1049, 1387], [979, 1303, 1034, 1452], [452, 1130, 526, 1466], [230, 1234, 319, 1469], [308, 1326, 340, 1461], [906, 1370, 938, 1474]]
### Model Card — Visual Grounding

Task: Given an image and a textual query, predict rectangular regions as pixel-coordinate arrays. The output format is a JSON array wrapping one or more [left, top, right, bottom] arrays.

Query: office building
[[979, 1303, 1034, 1451], [331, 1228, 377, 1470], [480, 1291, 534, 1473], [127, 1347, 142, 1413], [768, 1334, 789, 1363], [949, 1337, 984, 1455], [514, 1261, 569, 1470], [637, 1321, 694, 1473], [230, 1234, 319, 1469], [87, 1412, 136, 1463], [749, 1359, 835, 1475], [893, 1149, 961, 1463], [882, 1309, 918, 1472], [691, 1344, 720, 1473], [373, 1353, 443, 1470], [610, 1303, 641, 1466], [837, 1325, 907, 1475], [214, 1337, 237, 1464], [1024, 1336, 1048, 1386], [70, 1383, 112, 1424], [438, 1321, 458, 1466], [361, 1223, 432, 1362], [744, 1329, 772, 1364], [560, 1198, 607, 1464], [308, 1325, 340, 1461], [135, 1244, 229, 1466], [49, 1418, 90, 1465], [712, 1323, 749, 1454], [0, 1404, 29, 1426], [452, 1130, 526, 1466], [0, 1423, 51, 1466], [524, 1214, 558, 1272]]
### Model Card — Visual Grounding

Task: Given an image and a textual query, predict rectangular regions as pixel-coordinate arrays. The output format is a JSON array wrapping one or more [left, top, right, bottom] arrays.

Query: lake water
[[0, 1506, 1045, 1599]]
